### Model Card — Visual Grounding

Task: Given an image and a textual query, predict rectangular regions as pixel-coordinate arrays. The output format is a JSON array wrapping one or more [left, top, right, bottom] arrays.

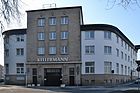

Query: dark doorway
[[32, 68, 37, 86], [69, 76, 75, 86], [44, 68, 62, 86], [69, 68, 75, 86], [32, 76, 37, 86]]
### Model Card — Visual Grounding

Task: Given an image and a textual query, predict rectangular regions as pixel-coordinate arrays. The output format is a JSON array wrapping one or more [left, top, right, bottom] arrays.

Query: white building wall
[[81, 30, 138, 76], [5, 35, 26, 75]]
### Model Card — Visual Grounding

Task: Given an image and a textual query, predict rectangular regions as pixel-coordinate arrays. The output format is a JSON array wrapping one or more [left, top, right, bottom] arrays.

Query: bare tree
[[107, 0, 140, 9], [0, 0, 21, 32]]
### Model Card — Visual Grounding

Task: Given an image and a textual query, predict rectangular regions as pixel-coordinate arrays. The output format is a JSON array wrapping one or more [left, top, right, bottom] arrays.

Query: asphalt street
[[0, 83, 140, 93]]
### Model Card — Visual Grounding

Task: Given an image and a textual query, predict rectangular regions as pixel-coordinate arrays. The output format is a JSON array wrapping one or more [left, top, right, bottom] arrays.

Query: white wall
[[5, 34, 26, 75], [81, 30, 138, 76]]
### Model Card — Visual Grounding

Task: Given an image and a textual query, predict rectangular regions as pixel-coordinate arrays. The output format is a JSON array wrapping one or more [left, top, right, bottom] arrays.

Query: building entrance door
[[44, 68, 62, 86], [69, 76, 75, 85], [69, 68, 75, 86], [32, 76, 37, 86]]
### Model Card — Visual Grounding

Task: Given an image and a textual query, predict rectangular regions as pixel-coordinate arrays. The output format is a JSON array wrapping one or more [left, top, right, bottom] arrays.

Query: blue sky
[[0, 0, 140, 65]]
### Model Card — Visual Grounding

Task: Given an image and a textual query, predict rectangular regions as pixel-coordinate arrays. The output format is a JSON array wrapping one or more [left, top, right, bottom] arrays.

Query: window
[[116, 35, 119, 43], [116, 48, 119, 57], [125, 43, 127, 49], [16, 35, 24, 42], [61, 46, 68, 54], [128, 46, 130, 51], [61, 16, 68, 24], [121, 51, 123, 59], [5, 64, 9, 74], [85, 62, 95, 73], [69, 68, 74, 75], [85, 31, 94, 39], [5, 49, 9, 56], [16, 48, 24, 56], [125, 54, 127, 61], [104, 31, 111, 39], [37, 18, 45, 26], [104, 61, 112, 74], [16, 63, 24, 74], [104, 46, 112, 55], [49, 46, 56, 54], [49, 32, 56, 40], [128, 56, 130, 62], [61, 31, 68, 39], [85, 45, 95, 54], [49, 17, 56, 25], [38, 47, 45, 55], [116, 63, 119, 74], [121, 65, 123, 75], [32, 68, 37, 75], [128, 67, 130, 75], [38, 32, 45, 40], [125, 66, 127, 75], [4, 36, 9, 44], [121, 39, 123, 47]]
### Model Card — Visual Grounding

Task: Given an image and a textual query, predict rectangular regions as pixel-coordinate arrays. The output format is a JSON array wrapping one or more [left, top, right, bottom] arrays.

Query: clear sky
[[0, 0, 140, 65]]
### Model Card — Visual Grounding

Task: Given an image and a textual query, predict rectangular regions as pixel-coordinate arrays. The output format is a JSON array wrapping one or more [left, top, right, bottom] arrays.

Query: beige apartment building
[[26, 6, 83, 86]]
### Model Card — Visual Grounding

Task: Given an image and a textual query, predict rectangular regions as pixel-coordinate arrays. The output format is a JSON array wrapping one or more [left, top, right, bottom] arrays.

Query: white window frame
[[38, 32, 45, 40], [16, 35, 24, 42], [49, 32, 56, 40], [16, 48, 24, 56], [125, 66, 127, 75], [61, 16, 69, 24], [104, 46, 112, 55], [121, 65, 123, 75], [49, 17, 56, 25], [61, 46, 68, 54], [116, 63, 119, 74], [16, 63, 24, 74], [38, 47, 45, 55], [85, 62, 95, 73], [49, 46, 56, 54], [116, 48, 119, 57], [104, 31, 111, 40], [85, 31, 94, 40], [61, 31, 68, 39], [104, 61, 112, 74], [121, 51, 123, 59], [85, 45, 95, 54], [37, 18, 45, 27]]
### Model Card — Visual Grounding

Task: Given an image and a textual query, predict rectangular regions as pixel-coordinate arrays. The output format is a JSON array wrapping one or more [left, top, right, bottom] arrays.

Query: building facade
[[26, 6, 83, 86], [81, 24, 138, 85], [3, 29, 26, 85], [3, 6, 138, 86]]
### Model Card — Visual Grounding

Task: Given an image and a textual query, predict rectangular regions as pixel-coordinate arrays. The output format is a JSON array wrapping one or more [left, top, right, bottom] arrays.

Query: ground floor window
[[16, 63, 24, 74], [85, 62, 95, 73], [104, 61, 112, 74]]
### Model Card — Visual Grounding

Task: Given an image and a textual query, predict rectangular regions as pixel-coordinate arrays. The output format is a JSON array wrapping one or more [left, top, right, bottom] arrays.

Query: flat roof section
[[2, 28, 27, 36]]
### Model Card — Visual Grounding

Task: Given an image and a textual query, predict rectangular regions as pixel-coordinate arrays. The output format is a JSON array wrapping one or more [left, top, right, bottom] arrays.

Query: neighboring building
[[3, 29, 26, 85], [0, 64, 4, 79], [26, 6, 83, 86], [81, 24, 138, 85], [2, 6, 138, 86]]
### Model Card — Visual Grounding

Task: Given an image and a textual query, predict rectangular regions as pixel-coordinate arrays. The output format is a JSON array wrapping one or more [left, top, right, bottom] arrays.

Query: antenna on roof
[[42, 3, 56, 9]]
